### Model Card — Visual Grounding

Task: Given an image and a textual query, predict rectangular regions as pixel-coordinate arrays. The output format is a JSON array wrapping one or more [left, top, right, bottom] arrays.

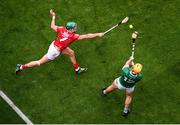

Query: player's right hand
[[132, 31, 138, 39], [50, 9, 56, 16], [98, 33, 104, 37]]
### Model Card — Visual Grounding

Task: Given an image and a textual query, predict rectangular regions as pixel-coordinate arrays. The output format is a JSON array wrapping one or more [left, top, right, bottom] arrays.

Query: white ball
[[129, 24, 133, 29]]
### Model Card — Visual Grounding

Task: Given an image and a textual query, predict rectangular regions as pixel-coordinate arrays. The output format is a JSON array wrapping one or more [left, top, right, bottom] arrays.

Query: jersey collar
[[130, 71, 138, 77]]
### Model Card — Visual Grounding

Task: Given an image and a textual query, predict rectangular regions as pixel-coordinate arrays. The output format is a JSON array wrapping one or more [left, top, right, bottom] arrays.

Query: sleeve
[[139, 74, 143, 80], [122, 67, 129, 75], [73, 34, 80, 41], [122, 64, 129, 69], [137, 74, 143, 82], [56, 26, 65, 33]]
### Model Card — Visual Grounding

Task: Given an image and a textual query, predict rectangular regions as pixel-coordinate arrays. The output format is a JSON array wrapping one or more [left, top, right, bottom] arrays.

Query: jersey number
[[124, 77, 134, 83], [60, 37, 68, 42]]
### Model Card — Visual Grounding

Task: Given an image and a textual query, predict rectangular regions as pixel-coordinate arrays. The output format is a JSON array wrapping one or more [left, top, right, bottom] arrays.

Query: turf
[[0, 0, 180, 123], [0, 97, 24, 123]]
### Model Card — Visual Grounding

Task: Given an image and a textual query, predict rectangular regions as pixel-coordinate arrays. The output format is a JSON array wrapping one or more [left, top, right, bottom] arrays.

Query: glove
[[132, 31, 138, 39], [130, 56, 134, 60]]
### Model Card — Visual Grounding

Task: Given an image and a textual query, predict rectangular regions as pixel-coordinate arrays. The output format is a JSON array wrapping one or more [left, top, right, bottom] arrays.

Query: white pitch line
[[0, 90, 33, 125]]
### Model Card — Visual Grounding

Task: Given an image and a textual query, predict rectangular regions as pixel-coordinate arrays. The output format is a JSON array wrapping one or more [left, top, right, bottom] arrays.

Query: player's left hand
[[50, 9, 56, 16], [132, 31, 138, 39]]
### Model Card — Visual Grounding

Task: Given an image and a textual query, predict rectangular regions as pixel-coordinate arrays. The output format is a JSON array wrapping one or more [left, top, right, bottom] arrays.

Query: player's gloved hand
[[130, 56, 134, 60], [132, 31, 138, 39], [50, 9, 56, 16], [98, 33, 105, 37]]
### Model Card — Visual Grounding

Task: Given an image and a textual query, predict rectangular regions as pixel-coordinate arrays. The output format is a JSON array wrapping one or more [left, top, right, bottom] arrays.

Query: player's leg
[[15, 55, 50, 74], [23, 55, 49, 67], [102, 77, 126, 96], [15, 42, 60, 74], [102, 81, 118, 96], [122, 87, 134, 117], [62, 47, 77, 65], [62, 47, 87, 74]]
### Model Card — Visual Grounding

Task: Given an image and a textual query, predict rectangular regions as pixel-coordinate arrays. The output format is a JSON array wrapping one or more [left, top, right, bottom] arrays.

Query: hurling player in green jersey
[[102, 32, 143, 117]]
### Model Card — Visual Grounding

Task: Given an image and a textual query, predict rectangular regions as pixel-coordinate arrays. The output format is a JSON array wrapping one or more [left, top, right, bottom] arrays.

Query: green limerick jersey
[[119, 67, 143, 88]]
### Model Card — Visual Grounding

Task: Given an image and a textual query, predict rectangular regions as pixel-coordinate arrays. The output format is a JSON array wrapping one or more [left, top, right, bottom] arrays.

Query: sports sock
[[123, 107, 129, 113], [20, 65, 28, 70], [73, 63, 79, 71], [103, 90, 106, 94]]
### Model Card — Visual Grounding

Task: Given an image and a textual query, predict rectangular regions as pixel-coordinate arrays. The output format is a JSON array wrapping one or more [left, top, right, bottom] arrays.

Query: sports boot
[[101, 86, 107, 97], [76, 67, 88, 74], [15, 64, 22, 74], [122, 109, 130, 117]]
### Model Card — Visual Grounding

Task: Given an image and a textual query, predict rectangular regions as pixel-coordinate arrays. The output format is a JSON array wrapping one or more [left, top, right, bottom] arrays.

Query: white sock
[[124, 107, 129, 113], [103, 90, 106, 94], [20, 66, 23, 70], [75, 67, 80, 71]]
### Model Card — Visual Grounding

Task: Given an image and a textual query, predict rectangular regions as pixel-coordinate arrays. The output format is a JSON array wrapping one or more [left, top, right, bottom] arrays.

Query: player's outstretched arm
[[50, 9, 58, 32], [78, 32, 104, 40]]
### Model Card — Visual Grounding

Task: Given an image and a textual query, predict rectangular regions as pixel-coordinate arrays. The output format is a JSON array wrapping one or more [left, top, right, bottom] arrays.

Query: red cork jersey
[[54, 27, 80, 51]]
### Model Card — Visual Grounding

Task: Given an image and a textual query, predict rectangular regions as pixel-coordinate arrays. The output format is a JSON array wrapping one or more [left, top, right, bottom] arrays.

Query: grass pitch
[[0, 0, 180, 123]]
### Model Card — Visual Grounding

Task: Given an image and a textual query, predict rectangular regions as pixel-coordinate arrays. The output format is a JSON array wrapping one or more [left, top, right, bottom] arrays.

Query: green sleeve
[[137, 74, 143, 81], [122, 67, 129, 76]]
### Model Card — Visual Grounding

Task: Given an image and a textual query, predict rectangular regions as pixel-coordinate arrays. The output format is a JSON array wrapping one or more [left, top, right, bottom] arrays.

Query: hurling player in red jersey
[[15, 9, 104, 74]]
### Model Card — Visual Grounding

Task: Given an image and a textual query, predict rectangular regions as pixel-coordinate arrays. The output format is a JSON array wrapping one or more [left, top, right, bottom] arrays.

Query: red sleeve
[[56, 26, 65, 33], [73, 34, 80, 40]]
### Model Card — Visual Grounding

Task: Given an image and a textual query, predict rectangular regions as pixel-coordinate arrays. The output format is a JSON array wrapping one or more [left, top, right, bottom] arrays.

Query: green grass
[[0, 97, 24, 123], [0, 0, 180, 123]]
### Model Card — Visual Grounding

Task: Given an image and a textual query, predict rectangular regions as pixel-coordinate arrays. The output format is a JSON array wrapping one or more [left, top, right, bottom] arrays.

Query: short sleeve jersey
[[54, 27, 80, 51], [119, 67, 143, 88]]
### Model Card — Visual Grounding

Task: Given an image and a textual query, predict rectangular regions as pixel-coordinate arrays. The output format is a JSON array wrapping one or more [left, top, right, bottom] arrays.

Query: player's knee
[[126, 92, 133, 97], [69, 50, 75, 57], [35, 61, 41, 66]]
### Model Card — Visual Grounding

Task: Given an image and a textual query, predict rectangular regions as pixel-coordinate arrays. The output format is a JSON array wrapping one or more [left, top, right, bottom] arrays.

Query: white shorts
[[114, 77, 135, 93], [46, 42, 61, 60]]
